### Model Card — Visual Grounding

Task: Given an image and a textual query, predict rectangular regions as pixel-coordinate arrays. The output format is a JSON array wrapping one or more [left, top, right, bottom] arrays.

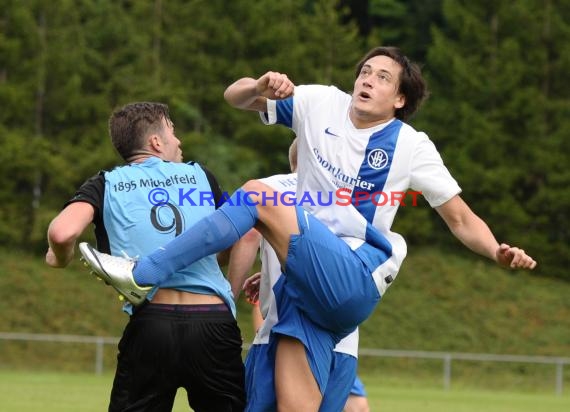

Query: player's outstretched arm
[[226, 228, 262, 300], [224, 71, 295, 112], [435, 195, 537, 270], [46, 202, 94, 268]]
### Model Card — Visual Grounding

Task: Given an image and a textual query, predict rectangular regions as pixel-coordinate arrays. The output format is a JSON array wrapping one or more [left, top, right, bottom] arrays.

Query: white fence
[[358, 347, 570, 395], [0, 332, 119, 375], [1, 332, 569, 395]]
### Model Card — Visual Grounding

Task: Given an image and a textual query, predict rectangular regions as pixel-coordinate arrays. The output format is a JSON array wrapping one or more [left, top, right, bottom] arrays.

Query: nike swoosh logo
[[324, 127, 340, 137]]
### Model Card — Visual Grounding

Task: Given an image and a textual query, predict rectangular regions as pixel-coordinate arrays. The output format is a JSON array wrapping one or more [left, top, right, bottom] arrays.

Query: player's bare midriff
[[152, 289, 225, 305]]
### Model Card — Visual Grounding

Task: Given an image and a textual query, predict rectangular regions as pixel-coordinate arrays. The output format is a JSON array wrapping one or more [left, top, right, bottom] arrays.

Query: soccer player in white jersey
[[79, 46, 537, 411], [236, 138, 369, 410]]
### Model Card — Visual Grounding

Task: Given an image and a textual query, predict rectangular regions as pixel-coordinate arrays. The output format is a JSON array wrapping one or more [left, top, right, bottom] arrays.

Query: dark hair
[[109, 102, 171, 160], [354, 46, 428, 122]]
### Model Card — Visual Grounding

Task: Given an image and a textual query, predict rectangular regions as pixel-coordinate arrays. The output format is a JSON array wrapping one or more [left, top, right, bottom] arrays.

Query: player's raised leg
[[78, 179, 299, 304]]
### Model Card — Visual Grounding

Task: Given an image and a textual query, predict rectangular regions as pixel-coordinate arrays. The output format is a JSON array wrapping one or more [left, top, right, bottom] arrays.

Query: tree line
[[0, 0, 568, 279]]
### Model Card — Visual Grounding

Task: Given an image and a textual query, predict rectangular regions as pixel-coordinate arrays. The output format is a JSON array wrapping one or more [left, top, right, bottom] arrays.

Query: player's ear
[[395, 94, 405, 109], [149, 134, 162, 152]]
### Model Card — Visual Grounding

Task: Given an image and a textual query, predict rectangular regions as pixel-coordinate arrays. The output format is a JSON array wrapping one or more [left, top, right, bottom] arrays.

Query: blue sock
[[133, 188, 259, 286]]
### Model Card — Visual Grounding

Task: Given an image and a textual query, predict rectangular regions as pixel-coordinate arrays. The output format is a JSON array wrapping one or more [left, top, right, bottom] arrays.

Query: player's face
[[350, 55, 405, 128], [159, 118, 183, 162]]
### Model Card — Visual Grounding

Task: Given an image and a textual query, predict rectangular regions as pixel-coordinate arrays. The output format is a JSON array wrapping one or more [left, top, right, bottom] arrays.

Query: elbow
[[223, 80, 244, 107], [223, 87, 243, 109], [223, 87, 232, 105], [446, 217, 465, 234], [223, 78, 261, 110], [47, 221, 79, 248]]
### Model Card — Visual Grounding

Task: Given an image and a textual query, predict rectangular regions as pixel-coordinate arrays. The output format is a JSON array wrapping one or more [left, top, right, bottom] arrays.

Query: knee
[[242, 179, 269, 194], [241, 179, 280, 205]]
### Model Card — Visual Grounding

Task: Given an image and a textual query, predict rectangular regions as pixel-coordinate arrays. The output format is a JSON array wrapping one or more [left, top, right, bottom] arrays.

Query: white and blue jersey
[[245, 173, 359, 411], [262, 85, 461, 296], [255, 172, 359, 358], [68, 157, 236, 316]]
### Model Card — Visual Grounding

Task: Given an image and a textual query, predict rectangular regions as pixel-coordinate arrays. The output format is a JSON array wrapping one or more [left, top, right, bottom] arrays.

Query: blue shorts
[[245, 205, 380, 411], [244, 342, 357, 412], [271, 276, 339, 391], [244, 343, 275, 411], [283, 205, 381, 334], [350, 375, 367, 397], [320, 352, 358, 411]]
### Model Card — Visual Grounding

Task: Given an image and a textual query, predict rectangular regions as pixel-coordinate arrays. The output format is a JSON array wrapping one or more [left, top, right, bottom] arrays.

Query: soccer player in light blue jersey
[[79, 47, 537, 411], [47, 102, 245, 411]]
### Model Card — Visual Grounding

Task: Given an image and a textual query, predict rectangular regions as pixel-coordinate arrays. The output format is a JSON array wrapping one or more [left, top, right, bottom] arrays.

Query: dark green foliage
[[417, 0, 570, 278]]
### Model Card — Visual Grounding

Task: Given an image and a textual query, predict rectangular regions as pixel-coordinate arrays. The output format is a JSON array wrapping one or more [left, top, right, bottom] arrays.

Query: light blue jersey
[[101, 157, 235, 315]]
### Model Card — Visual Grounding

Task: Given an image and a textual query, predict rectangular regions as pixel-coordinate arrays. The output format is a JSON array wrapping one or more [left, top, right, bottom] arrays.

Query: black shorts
[[109, 303, 246, 412]]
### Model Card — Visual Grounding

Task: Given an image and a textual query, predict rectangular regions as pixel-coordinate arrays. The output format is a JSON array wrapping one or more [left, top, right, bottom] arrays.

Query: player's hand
[[256, 71, 295, 99], [496, 243, 537, 270], [243, 272, 261, 304]]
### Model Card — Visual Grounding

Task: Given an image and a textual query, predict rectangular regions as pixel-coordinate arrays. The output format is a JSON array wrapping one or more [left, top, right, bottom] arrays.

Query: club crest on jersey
[[367, 149, 389, 170]]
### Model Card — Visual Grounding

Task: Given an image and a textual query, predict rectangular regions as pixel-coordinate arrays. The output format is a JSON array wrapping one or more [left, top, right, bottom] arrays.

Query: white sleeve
[[259, 85, 336, 131], [410, 134, 461, 207], [259, 99, 277, 125]]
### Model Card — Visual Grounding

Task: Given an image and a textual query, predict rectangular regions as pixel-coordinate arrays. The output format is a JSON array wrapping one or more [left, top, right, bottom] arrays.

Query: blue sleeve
[[275, 97, 294, 128]]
